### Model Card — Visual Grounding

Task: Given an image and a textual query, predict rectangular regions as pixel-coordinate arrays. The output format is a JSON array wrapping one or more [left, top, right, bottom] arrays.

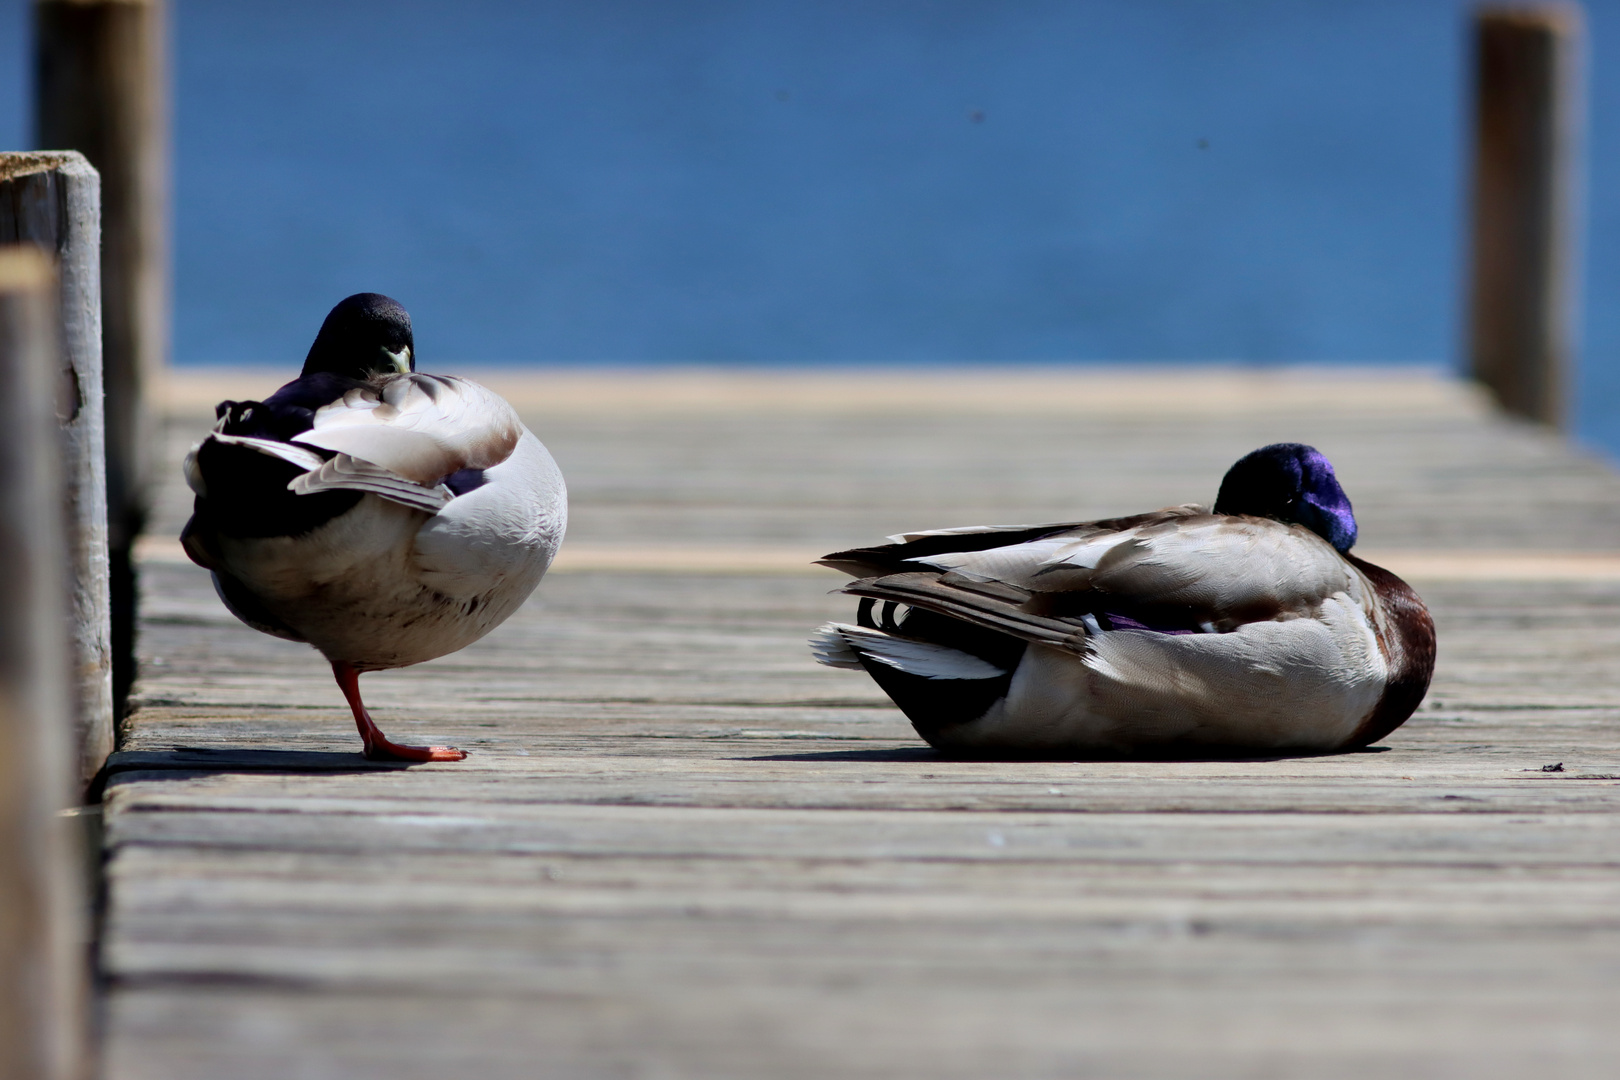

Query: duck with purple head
[[181, 294, 567, 762], [810, 443, 1434, 756]]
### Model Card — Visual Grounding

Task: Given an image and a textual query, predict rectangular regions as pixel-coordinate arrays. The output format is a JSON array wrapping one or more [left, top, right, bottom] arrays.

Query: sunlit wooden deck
[[101, 366, 1620, 1079]]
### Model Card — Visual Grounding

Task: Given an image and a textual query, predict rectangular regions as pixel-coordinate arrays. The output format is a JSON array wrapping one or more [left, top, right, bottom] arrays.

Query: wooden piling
[[0, 247, 88, 1080], [0, 152, 113, 788], [1466, 6, 1583, 427], [35, 0, 169, 716]]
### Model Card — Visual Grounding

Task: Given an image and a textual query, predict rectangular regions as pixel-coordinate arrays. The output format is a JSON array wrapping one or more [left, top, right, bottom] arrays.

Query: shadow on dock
[[90, 747, 413, 800], [744, 745, 1392, 763]]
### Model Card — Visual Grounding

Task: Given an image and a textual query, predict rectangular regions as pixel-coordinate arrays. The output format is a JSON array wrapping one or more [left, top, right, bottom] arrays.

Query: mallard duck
[[810, 443, 1434, 756], [180, 293, 566, 761]]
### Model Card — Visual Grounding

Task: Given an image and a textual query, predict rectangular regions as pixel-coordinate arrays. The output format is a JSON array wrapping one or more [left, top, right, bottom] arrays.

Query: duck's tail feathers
[[809, 622, 1006, 680], [809, 622, 865, 669], [186, 433, 325, 496]]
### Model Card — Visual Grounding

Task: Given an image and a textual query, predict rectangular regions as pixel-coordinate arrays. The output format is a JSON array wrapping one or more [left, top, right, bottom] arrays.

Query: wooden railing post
[[35, 0, 169, 716], [0, 246, 88, 1080], [0, 152, 113, 789], [1466, 6, 1584, 427]]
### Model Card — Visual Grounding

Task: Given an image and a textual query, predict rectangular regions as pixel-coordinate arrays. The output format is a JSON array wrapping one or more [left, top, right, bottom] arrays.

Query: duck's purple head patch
[[1212, 443, 1358, 553]]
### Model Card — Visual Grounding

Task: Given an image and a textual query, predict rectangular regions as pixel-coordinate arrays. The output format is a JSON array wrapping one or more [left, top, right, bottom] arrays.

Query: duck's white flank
[[958, 594, 1387, 753]]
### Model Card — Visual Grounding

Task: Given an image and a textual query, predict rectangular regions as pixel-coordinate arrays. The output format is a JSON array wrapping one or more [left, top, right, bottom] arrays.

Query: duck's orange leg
[[332, 661, 467, 762]]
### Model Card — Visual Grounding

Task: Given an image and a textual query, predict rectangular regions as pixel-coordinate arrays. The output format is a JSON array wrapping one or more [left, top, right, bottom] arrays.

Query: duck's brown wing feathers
[[824, 509, 1366, 652]]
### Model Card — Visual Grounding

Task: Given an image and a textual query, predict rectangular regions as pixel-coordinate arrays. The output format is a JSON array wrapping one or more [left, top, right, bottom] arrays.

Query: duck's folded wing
[[931, 515, 1362, 616], [842, 571, 1088, 650], [190, 374, 523, 515], [185, 430, 454, 513], [826, 512, 1365, 654], [820, 506, 1208, 578], [291, 374, 522, 488]]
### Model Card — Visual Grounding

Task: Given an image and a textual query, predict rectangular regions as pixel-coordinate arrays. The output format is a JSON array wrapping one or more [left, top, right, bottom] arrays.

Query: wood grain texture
[[36, 0, 171, 718], [0, 248, 86, 1080], [0, 151, 113, 784], [105, 369, 1620, 1079]]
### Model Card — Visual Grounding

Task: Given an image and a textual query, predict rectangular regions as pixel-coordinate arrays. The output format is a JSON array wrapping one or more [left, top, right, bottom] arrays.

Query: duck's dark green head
[[301, 293, 415, 380], [1213, 442, 1358, 553]]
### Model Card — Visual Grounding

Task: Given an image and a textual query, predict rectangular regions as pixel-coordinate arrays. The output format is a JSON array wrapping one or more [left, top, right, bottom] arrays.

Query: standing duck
[[181, 293, 566, 761], [810, 443, 1434, 756]]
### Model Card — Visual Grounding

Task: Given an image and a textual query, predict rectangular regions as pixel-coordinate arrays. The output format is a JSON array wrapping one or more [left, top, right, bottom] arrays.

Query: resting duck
[[181, 293, 567, 761], [810, 443, 1434, 756]]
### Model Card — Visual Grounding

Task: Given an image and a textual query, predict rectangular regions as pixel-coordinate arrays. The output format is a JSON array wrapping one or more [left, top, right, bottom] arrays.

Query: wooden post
[[35, 0, 169, 716], [0, 247, 88, 1080], [1466, 6, 1583, 427], [0, 152, 113, 789]]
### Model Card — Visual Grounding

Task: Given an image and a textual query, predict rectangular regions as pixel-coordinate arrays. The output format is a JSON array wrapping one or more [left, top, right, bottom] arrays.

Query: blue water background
[[3, 1, 1620, 454]]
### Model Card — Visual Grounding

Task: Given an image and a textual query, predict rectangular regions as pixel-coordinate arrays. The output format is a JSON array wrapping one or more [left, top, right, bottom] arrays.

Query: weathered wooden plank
[[154, 368, 1620, 551], [129, 531, 1620, 581], [101, 979, 1620, 1080]]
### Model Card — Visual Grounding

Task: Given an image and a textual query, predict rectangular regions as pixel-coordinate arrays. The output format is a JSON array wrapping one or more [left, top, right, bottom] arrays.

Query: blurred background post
[[0, 245, 88, 1080], [0, 150, 112, 789], [1467, 5, 1584, 426], [35, 0, 169, 720]]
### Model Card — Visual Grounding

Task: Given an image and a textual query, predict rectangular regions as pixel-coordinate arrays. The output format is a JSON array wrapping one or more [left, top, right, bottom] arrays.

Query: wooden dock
[[101, 367, 1620, 1078]]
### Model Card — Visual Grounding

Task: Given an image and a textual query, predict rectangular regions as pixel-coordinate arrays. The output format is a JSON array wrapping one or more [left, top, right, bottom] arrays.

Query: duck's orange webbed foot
[[332, 661, 468, 764], [361, 736, 468, 763]]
